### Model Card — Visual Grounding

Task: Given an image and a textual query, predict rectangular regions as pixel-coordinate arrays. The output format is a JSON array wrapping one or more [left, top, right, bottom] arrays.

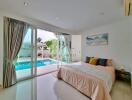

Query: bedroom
[[0, 0, 132, 100]]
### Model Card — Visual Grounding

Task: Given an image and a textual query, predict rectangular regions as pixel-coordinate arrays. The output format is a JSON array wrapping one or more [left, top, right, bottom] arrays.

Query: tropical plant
[[46, 40, 58, 59]]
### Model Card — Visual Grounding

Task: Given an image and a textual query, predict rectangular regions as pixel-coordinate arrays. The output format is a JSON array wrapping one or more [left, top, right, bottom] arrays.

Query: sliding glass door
[[14, 27, 71, 80], [15, 27, 34, 80], [36, 29, 58, 75]]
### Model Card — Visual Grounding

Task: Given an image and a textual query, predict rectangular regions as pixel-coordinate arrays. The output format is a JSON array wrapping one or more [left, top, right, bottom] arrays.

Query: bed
[[57, 61, 115, 100]]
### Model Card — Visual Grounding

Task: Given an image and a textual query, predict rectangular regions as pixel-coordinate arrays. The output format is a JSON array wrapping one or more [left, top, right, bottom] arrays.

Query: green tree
[[46, 40, 58, 59]]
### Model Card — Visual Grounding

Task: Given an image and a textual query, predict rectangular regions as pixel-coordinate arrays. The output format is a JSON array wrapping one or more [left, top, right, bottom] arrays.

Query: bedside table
[[115, 69, 131, 84], [131, 71, 132, 88]]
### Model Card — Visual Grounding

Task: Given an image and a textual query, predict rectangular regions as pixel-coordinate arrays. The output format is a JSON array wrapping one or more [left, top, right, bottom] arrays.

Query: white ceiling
[[0, 0, 125, 33]]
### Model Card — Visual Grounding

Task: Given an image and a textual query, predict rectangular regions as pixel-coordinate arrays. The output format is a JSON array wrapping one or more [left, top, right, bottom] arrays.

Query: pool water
[[15, 59, 57, 71]]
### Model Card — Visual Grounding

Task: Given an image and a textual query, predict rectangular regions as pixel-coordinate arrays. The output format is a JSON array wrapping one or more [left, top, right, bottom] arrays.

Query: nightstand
[[115, 69, 131, 84], [131, 71, 132, 88]]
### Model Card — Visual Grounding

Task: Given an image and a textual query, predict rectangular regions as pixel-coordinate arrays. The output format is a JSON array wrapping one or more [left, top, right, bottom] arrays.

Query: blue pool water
[[15, 59, 57, 71]]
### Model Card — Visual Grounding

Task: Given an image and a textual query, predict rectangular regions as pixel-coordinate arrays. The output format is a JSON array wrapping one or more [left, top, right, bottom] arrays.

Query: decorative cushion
[[107, 59, 113, 66], [89, 58, 98, 65], [85, 56, 91, 63], [97, 58, 107, 66]]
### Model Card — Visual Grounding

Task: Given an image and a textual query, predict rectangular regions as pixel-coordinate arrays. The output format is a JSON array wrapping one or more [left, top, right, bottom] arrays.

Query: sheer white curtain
[[57, 33, 71, 65]]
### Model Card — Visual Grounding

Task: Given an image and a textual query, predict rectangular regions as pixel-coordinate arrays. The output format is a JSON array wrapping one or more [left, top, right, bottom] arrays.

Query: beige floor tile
[[0, 74, 132, 100]]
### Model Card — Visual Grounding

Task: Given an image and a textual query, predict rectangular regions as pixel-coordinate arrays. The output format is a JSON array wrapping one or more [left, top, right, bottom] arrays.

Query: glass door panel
[[15, 27, 33, 80], [36, 29, 58, 75], [14, 27, 71, 79]]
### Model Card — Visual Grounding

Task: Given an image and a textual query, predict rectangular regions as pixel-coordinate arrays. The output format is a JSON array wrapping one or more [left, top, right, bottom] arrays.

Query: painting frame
[[86, 33, 108, 46]]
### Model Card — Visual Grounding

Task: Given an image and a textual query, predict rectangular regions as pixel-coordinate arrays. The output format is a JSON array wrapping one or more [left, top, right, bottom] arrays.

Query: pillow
[[89, 58, 98, 65], [97, 58, 107, 66], [107, 59, 113, 66], [85, 56, 91, 63]]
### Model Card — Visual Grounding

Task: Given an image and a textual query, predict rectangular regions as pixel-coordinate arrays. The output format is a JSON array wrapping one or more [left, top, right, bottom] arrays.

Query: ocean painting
[[86, 33, 108, 46]]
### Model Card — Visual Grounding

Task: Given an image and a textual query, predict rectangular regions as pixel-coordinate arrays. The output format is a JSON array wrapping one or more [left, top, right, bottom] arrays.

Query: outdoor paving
[[16, 57, 59, 80]]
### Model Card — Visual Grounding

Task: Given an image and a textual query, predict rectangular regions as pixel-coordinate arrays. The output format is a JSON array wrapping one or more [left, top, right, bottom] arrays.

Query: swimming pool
[[15, 59, 57, 71]]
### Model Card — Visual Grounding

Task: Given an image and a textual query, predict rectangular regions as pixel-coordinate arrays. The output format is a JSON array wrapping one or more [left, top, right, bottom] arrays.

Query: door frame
[[16, 26, 37, 81]]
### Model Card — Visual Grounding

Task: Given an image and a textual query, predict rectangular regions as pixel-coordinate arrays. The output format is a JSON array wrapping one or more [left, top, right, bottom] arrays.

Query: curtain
[[3, 17, 29, 88], [58, 33, 71, 64]]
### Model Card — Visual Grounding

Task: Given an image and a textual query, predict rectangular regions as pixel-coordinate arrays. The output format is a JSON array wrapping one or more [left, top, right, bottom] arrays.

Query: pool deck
[[16, 65, 58, 79], [17, 57, 55, 62], [16, 57, 59, 79]]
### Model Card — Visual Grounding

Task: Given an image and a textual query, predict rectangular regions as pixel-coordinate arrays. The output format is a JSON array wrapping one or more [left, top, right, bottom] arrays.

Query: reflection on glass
[[16, 78, 37, 100]]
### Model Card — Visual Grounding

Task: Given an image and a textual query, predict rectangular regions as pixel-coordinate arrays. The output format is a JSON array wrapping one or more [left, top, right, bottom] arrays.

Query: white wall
[[130, 17, 132, 48], [0, 14, 3, 87], [71, 35, 81, 61], [130, 17, 132, 72], [82, 18, 132, 72], [0, 10, 71, 87]]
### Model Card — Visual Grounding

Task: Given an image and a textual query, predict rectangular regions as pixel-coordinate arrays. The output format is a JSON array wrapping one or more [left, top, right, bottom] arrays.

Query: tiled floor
[[111, 80, 132, 100], [0, 74, 90, 100], [0, 74, 132, 100]]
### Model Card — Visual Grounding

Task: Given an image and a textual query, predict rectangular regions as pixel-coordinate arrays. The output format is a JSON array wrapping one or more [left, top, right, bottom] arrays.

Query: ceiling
[[0, 0, 125, 33]]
